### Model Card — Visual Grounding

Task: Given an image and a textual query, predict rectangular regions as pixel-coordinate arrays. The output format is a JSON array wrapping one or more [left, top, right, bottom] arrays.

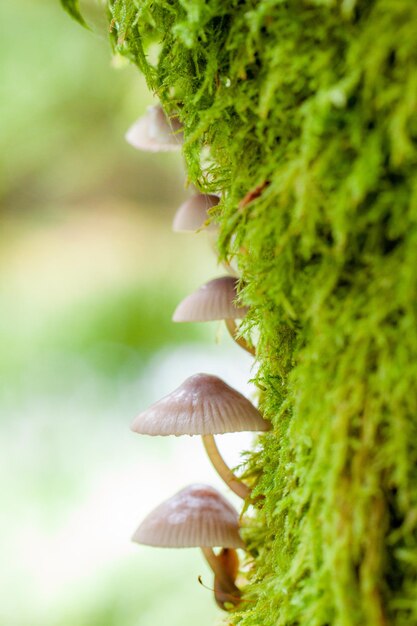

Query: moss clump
[[70, 0, 417, 623]]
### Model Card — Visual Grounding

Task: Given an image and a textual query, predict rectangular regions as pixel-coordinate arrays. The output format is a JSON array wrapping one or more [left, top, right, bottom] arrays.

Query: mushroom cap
[[172, 276, 248, 323], [125, 104, 183, 152], [172, 194, 220, 233], [131, 372, 269, 436], [132, 484, 244, 548]]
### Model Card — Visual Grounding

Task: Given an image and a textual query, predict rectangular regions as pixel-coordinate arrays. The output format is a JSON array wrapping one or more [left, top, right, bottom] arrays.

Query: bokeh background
[[1, 2, 255, 625]]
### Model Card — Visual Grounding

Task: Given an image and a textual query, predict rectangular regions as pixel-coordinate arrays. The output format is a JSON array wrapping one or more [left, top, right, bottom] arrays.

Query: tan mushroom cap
[[172, 194, 220, 233], [132, 484, 244, 548], [172, 277, 248, 323], [131, 373, 269, 436], [125, 104, 183, 152]]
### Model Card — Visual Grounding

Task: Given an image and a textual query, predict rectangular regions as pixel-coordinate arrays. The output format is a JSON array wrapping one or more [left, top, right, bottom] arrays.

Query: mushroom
[[133, 483, 242, 608], [125, 104, 183, 152], [131, 373, 269, 499], [172, 276, 255, 355], [172, 193, 220, 233]]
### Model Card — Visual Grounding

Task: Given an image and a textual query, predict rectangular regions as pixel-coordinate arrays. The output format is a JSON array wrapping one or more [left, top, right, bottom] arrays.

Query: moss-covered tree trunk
[[69, 1, 417, 623]]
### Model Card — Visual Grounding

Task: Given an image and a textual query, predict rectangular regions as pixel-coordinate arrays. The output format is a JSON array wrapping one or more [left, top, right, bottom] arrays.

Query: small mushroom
[[133, 483, 243, 608], [172, 197, 237, 276], [125, 104, 183, 152], [131, 373, 269, 499], [172, 276, 255, 355], [172, 194, 220, 233]]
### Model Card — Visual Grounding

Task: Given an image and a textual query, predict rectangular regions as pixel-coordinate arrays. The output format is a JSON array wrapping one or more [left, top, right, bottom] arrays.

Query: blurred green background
[[0, 2, 254, 625]]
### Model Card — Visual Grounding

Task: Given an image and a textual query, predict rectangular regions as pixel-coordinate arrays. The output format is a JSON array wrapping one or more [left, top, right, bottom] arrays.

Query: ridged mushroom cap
[[172, 277, 248, 322], [132, 484, 244, 548], [125, 105, 183, 152], [131, 373, 269, 436], [172, 194, 220, 233]]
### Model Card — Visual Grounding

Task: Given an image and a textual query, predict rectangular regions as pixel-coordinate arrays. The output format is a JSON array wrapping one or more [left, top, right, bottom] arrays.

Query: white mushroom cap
[[132, 484, 244, 548], [131, 373, 269, 436], [172, 276, 248, 322], [125, 104, 183, 152], [172, 194, 219, 233]]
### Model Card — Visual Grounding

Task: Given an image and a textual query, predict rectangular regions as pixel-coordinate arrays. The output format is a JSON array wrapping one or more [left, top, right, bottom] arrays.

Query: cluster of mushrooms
[[126, 105, 269, 611]]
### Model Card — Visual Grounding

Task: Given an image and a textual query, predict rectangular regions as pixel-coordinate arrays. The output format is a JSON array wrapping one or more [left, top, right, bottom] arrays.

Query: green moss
[[73, 1, 417, 623]]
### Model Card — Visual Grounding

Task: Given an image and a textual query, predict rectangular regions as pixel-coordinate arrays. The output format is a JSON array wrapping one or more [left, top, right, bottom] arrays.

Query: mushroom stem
[[214, 547, 241, 608], [214, 575, 242, 609], [221, 259, 239, 278], [225, 319, 256, 356], [207, 239, 238, 277], [201, 547, 240, 597], [202, 434, 251, 500]]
